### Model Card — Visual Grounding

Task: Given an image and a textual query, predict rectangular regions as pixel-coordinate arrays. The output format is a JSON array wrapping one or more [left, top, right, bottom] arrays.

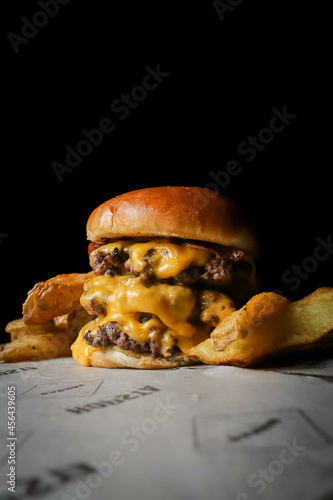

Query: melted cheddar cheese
[[128, 241, 213, 279], [200, 290, 236, 325], [72, 240, 234, 366], [89, 240, 214, 279], [71, 321, 99, 367], [71, 274, 212, 366]]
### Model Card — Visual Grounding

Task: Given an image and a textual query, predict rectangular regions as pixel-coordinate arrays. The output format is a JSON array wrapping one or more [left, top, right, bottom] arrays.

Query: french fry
[[0, 332, 76, 362], [23, 272, 93, 325], [67, 307, 96, 336], [2, 307, 95, 363], [5, 318, 60, 341], [211, 292, 289, 351], [188, 288, 333, 367]]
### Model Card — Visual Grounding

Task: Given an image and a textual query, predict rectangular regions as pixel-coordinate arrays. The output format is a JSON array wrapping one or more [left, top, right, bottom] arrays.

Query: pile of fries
[[1, 271, 332, 367], [1, 273, 93, 362], [188, 287, 333, 366]]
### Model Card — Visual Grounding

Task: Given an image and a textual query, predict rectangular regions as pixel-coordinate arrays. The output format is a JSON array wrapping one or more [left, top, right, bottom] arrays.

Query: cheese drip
[[84, 274, 208, 343], [89, 240, 214, 279], [71, 275, 234, 367], [72, 240, 235, 366], [71, 318, 99, 367], [128, 241, 213, 279]]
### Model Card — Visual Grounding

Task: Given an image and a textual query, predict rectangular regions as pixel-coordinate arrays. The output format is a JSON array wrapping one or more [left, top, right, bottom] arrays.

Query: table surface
[[1, 356, 333, 500]]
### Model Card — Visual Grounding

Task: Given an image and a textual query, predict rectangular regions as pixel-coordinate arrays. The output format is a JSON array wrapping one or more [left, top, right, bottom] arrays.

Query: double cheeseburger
[[71, 186, 258, 369]]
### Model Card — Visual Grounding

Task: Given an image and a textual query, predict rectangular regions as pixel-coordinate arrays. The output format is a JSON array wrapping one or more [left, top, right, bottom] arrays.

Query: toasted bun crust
[[90, 346, 199, 369], [87, 186, 258, 256]]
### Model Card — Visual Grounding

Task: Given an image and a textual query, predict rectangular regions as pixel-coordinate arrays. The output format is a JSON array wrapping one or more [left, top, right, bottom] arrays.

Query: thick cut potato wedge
[[0, 332, 76, 362], [1, 308, 95, 363], [6, 318, 64, 341], [211, 292, 289, 351], [188, 288, 333, 367], [23, 272, 93, 325]]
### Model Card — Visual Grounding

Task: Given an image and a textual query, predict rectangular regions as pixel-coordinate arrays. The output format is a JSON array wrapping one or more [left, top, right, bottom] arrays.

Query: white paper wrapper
[[1, 356, 333, 500]]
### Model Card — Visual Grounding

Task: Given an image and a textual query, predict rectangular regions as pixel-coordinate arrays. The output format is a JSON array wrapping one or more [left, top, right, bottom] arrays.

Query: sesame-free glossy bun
[[87, 186, 258, 256]]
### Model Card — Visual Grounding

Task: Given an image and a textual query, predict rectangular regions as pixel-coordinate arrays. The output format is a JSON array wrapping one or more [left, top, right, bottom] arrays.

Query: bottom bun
[[90, 346, 200, 369]]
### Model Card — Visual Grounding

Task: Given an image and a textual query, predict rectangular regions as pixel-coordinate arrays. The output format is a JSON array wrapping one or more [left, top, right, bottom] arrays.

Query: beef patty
[[90, 240, 249, 286], [84, 321, 179, 358]]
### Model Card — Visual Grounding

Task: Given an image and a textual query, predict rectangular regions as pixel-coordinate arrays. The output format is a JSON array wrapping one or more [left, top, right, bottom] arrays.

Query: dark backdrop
[[2, 1, 331, 341]]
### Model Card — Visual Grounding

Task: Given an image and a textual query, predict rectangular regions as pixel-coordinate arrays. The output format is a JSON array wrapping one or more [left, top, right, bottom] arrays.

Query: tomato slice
[[88, 242, 101, 255]]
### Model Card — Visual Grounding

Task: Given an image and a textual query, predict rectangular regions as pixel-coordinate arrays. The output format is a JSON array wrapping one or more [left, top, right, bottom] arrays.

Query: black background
[[2, 1, 331, 342]]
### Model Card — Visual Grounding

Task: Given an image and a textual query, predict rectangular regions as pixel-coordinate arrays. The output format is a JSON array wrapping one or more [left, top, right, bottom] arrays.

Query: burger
[[71, 186, 258, 369]]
